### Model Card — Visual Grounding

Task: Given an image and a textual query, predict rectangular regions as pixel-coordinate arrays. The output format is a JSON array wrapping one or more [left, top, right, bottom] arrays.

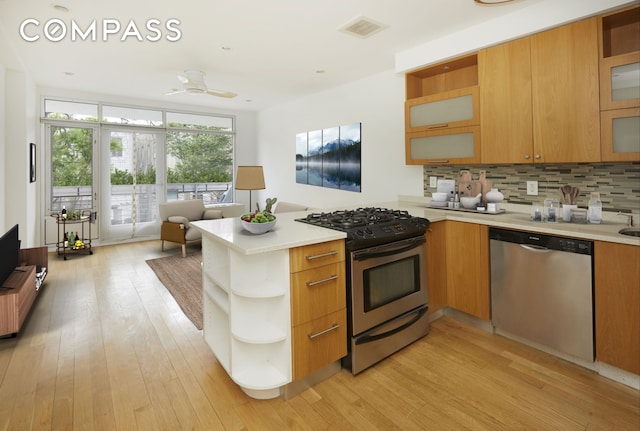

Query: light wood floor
[[0, 240, 638, 430]]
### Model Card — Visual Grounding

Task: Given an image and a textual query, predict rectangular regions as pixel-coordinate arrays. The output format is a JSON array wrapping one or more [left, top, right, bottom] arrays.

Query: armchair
[[159, 200, 244, 257]]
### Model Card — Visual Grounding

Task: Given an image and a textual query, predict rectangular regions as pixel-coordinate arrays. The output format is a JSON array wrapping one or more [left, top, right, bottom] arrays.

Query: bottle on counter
[[588, 192, 602, 224], [63, 232, 68, 248]]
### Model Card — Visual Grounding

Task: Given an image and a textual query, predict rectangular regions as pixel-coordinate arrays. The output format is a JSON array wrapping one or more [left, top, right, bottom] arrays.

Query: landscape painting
[[295, 122, 361, 192]]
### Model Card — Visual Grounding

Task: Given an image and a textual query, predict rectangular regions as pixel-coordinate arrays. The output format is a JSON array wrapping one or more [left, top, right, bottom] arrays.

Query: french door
[[45, 124, 99, 245], [101, 128, 165, 242]]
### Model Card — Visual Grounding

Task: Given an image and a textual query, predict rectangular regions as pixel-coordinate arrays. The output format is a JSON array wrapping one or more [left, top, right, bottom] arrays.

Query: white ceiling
[[0, 0, 633, 112]]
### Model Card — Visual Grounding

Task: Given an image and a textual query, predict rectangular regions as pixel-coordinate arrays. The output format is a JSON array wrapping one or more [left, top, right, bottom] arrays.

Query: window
[[102, 105, 163, 126], [44, 99, 98, 121], [166, 111, 234, 203], [42, 98, 235, 244]]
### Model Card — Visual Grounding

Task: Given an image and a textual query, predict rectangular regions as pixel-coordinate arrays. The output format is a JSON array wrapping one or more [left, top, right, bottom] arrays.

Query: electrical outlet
[[527, 180, 538, 196], [429, 176, 437, 188]]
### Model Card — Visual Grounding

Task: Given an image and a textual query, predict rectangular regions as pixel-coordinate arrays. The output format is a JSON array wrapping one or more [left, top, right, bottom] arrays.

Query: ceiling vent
[[339, 16, 388, 39]]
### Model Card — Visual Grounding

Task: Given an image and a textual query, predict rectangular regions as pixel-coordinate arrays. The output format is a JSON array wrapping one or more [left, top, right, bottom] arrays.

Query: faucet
[[617, 212, 635, 227]]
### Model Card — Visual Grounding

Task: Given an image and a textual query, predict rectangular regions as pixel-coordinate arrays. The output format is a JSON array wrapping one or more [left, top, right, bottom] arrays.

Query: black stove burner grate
[[296, 207, 430, 249]]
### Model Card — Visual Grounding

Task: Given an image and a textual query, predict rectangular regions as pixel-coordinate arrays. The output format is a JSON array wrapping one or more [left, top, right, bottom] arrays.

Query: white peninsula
[[191, 212, 347, 399]]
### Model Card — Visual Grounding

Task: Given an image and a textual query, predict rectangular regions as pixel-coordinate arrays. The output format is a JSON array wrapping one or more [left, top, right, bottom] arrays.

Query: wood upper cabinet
[[405, 54, 481, 165], [598, 5, 640, 162], [444, 221, 490, 320], [530, 18, 601, 163], [594, 241, 640, 375], [479, 37, 534, 163]]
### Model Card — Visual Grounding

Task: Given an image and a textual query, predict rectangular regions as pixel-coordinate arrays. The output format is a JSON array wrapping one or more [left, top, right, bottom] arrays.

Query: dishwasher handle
[[520, 244, 550, 253]]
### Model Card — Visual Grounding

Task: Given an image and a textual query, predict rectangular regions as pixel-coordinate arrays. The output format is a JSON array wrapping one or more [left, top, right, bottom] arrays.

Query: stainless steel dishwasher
[[489, 228, 594, 362]]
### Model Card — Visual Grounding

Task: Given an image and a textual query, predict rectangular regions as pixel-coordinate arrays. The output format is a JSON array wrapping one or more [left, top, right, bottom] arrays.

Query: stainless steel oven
[[345, 235, 429, 374], [295, 208, 431, 375]]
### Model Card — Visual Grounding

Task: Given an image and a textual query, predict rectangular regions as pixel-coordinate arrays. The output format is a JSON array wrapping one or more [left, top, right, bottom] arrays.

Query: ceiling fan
[[165, 70, 237, 98]]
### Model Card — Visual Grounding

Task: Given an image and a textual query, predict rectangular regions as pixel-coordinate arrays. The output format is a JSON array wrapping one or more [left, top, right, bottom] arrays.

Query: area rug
[[146, 251, 203, 330]]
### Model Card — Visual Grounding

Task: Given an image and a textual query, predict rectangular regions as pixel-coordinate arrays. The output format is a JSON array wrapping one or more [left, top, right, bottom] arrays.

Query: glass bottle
[[588, 192, 602, 224]]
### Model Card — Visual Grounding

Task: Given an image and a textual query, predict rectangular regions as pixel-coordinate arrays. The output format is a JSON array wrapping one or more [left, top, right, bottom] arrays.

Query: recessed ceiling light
[[474, 0, 514, 4], [51, 4, 69, 12]]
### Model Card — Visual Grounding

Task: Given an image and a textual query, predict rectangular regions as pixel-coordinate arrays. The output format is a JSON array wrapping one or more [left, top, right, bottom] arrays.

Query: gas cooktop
[[295, 207, 430, 249]]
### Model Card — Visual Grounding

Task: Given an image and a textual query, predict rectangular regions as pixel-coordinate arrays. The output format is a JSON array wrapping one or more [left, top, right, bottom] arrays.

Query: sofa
[[159, 200, 244, 257], [273, 201, 309, 213]]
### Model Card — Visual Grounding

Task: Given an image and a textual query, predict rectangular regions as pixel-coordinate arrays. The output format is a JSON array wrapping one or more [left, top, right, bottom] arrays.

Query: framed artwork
[[29, 143, 36, 183], [295, 122, 361, 192]]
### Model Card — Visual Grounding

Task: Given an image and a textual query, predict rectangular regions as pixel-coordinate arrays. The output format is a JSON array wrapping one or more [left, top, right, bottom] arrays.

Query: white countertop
[[191, 212, 346, 255], [191, 196, 639, 254], [395, 195, 640, 246]]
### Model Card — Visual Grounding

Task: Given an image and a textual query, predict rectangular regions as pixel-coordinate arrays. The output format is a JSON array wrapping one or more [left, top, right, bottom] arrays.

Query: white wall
[[0, 64, 5, 231], [395, 0, 637, 72], [255, 69, 423, 211], [2, 69, 38, 246]]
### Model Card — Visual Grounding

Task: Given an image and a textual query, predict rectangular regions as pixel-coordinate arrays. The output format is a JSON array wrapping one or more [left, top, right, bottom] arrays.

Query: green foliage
[[166, 131, 233, 183], [51, 126, 93, 186], [110, 166, 157, 185]]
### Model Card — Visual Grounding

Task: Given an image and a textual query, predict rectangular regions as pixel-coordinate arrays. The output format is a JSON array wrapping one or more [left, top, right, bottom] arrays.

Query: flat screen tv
[[0, 224, 20, 287]]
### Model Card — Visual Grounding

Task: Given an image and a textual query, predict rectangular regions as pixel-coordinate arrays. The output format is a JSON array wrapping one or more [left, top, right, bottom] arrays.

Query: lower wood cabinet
[[594, 241, 640, 375], [444, 221, 490, 320], [292, 310, 347, 379], [289, 240, 347, 380], [426, 222, 447, 315]]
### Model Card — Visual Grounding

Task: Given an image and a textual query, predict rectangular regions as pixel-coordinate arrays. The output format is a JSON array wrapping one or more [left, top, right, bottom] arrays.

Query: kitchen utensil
[[461, 193, 482, 209], [431, 192, 448, 202], [571, 187, 580, 205], [478, 170, 493, 201], [559, 185, 579, 204]]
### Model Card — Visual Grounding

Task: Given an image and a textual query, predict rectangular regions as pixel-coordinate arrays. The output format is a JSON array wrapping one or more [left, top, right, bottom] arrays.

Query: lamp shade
[[235, 166, 265, 190]]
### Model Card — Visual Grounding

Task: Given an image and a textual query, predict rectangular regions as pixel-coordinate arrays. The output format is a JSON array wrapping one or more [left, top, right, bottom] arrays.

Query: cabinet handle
[[535, 154, 541, 159], [429, 159, 450, 164], [427, 123, 449, 129], [306, 275, 339, 287], [308, 323, 340, 339], [524, 154, 531, 159], [305, 250, 337, 260]]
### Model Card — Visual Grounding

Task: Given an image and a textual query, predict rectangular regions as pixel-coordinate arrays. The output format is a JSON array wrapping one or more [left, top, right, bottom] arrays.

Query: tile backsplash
[[423, 162, 640, 213]]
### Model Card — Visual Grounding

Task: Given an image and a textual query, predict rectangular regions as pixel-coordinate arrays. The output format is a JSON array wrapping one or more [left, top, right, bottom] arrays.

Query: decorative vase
[[485, 188, 504, 203]]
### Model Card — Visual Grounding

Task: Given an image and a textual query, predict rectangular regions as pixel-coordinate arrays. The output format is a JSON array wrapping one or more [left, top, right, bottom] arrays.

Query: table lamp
[[235, 165, 265, 212]]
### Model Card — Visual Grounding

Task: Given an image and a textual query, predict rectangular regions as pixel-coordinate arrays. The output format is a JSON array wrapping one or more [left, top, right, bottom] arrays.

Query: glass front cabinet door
[[405, 86, 479, 133], [601, 107, 640, 161], [404, 86, 480, 164], [406, 126, 481, 165]]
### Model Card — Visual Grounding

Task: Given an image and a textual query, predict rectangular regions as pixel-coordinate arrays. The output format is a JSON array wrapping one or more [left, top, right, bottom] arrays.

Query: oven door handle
[[355, 306, 428, 346], [353, 236, 426, 261]]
